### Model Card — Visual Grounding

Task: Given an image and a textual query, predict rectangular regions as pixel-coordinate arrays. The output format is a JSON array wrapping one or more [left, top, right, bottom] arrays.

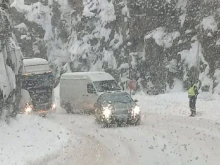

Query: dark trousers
[[189, 96, 197, 114]]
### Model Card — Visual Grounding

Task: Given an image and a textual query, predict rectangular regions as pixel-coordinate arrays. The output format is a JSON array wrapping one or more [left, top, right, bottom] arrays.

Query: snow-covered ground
[[0, 115, 70, 165], [31, 92, 220, 165], [135, 92, 220, 121], [2, 92, 220, 165]]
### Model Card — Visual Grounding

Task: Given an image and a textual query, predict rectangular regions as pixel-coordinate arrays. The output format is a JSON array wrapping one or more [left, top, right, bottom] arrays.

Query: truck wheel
[[10, 92, 19, 118], [101, 122, 108, 128], [100, 121, 110, 128], [10, 105, 17, 118], [3, 103, 13, 124]]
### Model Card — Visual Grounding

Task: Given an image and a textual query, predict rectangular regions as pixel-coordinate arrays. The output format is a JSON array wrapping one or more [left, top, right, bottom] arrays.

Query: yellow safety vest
[[188, 84, 196, 97]]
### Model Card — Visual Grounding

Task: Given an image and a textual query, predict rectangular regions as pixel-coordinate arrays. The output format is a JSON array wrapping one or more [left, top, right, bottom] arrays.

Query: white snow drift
[[0, 115, 70, 165]]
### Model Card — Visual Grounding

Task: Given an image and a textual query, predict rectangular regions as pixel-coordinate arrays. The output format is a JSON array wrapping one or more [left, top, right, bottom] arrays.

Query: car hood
[[110, 102, 135, 110]]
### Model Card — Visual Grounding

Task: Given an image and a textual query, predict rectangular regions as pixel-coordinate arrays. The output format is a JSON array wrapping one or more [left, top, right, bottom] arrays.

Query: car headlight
[[24, 104, 33, 114], [103, 104, 112, 119], [131, 106, 141, 117], [52, 103, 56, 110]]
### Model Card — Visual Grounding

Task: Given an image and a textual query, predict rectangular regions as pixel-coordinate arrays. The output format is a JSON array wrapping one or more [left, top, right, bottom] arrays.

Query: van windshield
[[93, 80, 121, 92]]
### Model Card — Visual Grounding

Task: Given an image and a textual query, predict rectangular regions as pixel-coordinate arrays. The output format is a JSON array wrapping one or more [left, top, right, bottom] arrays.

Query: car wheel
[[134, 119, 141, 126], [95, 115, 101, 124], [39, 113, 46, 118], [101, 122, 109, 128]]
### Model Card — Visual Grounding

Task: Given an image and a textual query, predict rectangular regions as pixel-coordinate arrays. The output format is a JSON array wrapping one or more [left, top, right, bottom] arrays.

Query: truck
[[0, 8, 23, 119], [60, 72, 122, 114], [19, 58, 56, 116]]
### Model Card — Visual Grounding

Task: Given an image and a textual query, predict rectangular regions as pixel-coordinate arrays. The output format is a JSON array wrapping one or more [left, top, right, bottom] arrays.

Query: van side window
[[87, 83, 96, 94]]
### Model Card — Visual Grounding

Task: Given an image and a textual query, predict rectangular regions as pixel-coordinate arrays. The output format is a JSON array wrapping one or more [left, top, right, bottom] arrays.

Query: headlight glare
[[52, 103, 56, 110], [24, 104, 33, 114], [103, 105, 112, 119], [132, 106, 141, 117]]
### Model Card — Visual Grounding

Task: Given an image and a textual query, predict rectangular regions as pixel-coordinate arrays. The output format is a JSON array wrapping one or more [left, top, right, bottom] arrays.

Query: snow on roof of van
[[61, 72, 115, 81], [23, 58, 48, 66]]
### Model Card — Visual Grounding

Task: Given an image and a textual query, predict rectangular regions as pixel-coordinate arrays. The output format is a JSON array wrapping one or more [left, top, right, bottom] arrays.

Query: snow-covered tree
[[11, 0, 220, 94]]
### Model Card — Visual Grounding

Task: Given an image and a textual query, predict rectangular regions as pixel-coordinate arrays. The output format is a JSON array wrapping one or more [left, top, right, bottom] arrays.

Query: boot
[[191, 109, 196, 117]]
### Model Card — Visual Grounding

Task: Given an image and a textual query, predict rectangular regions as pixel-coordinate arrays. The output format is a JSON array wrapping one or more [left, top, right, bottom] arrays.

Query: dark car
[[94, 91, 141, 127]]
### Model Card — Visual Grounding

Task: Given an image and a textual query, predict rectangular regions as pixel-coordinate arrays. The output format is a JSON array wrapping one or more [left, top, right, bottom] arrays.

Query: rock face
[[11, 0, 220, 94]]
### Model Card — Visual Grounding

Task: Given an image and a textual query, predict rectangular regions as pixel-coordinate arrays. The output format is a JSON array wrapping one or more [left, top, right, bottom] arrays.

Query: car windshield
[[93, 80, 121, 92], [100, 93, 133, 104], [22, 72, 54, 89]]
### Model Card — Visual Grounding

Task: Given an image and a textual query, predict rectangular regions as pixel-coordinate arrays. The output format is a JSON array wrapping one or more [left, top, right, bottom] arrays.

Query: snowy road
[[37, 92, 220, 165]]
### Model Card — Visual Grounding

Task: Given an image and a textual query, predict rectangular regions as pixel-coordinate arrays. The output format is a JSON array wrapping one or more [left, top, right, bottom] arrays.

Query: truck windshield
[[22, 72, 54, 89], [24, 64, 50, 74], [93, 80, 121, 92]]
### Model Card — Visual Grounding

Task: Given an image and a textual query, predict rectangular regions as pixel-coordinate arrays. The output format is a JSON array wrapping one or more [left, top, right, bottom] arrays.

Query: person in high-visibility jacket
[[188, 81, 199, 117]]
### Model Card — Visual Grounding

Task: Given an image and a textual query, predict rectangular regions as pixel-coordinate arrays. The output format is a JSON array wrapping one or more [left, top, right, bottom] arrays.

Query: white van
[[60, 72, 121, 113]]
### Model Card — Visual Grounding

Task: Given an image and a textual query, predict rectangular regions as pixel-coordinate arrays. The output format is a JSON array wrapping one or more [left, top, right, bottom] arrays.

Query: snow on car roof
[[61, 72, 115, 81]]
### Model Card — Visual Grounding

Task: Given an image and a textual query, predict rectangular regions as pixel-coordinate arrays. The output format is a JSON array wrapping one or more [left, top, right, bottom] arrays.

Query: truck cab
[[20, 58, 56, 115]]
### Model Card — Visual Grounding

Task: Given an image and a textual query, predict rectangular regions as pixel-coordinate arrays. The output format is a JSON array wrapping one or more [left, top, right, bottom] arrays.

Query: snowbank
[[134, 92, 220, 121], [0, 115, 70, 165], [166, 78, 184, 93]]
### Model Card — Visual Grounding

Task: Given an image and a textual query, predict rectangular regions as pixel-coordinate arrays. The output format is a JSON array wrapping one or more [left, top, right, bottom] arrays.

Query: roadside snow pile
[[166, 78, 184, 93], [0, 115, 70, 165], [134, 92, 220, 121]]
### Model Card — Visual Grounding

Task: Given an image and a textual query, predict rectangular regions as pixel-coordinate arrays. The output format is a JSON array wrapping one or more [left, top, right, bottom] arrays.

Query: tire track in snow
[[37, 95, 220, 165]]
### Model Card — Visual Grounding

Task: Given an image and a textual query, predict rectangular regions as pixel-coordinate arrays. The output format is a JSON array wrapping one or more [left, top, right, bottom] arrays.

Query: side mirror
[[134, 99, 138, 103]]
